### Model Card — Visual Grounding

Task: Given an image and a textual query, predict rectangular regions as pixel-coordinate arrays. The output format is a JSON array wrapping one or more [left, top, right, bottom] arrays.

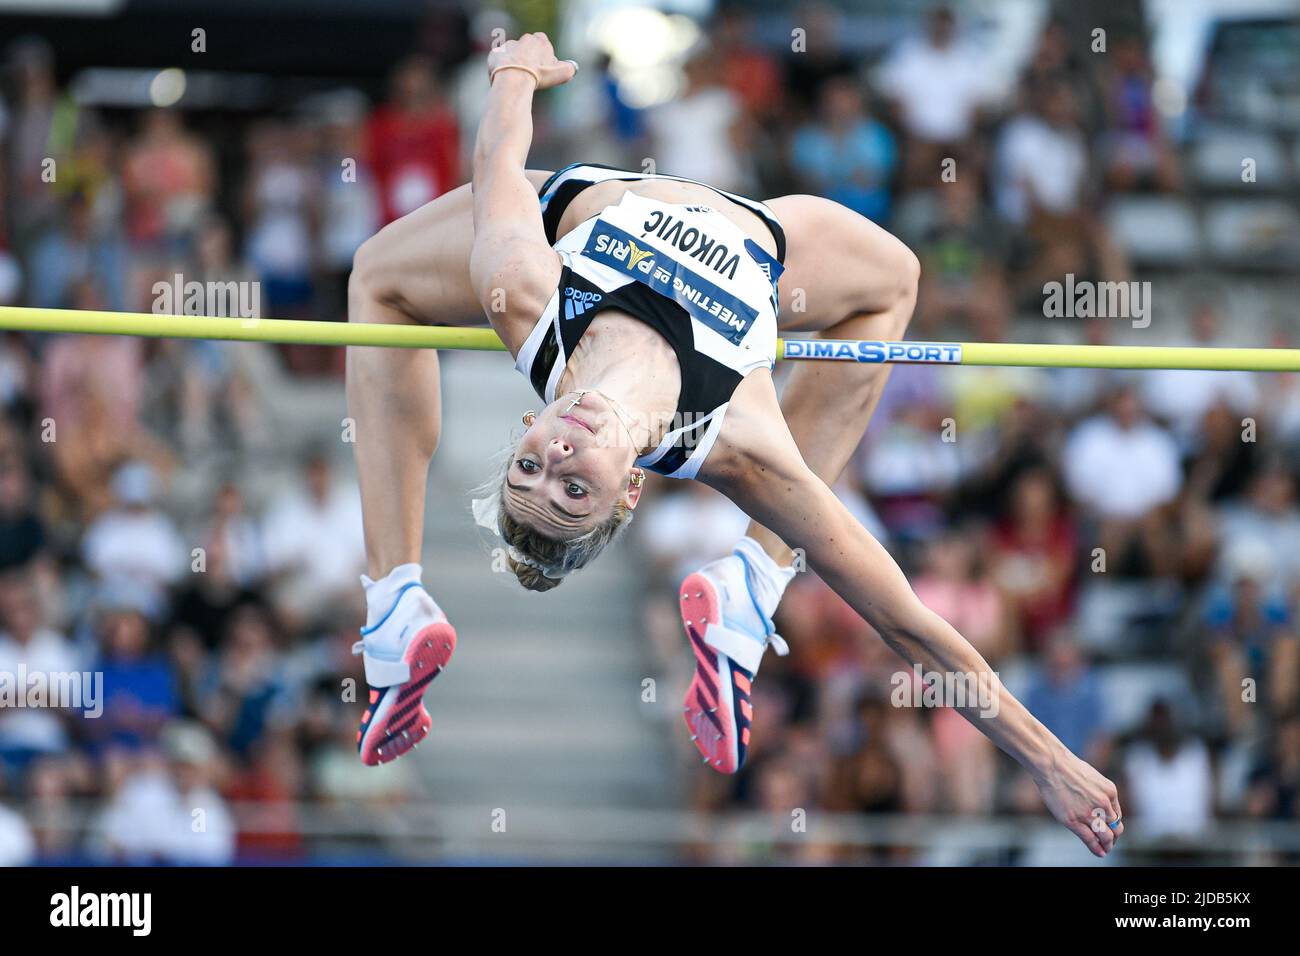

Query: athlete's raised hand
[[487, 32, 578, 91], [1034, 750, 1124, 857]]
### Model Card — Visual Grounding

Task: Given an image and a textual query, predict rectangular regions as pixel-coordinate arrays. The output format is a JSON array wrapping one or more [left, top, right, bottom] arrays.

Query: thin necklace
[[566, 388, 644, 451]]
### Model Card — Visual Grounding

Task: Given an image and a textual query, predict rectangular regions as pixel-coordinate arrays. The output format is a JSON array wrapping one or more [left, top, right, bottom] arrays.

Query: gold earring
[[630, 471, 645, 489], [522, 410, 536, 426]]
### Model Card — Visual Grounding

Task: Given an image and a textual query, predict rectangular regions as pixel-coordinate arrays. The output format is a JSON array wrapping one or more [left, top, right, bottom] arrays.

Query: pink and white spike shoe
[[679, 550, 788, 774], [352, 583, 456, 766]]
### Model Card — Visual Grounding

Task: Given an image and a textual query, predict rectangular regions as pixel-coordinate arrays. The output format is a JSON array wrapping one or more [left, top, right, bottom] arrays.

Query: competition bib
[[576, 193, 782, 347]]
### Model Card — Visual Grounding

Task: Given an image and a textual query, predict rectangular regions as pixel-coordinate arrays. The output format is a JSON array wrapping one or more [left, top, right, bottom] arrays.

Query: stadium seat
[[1096, 662, 1198, 734], [1191, 128, 1289, 191], [1203, 198, 1300, 269], [1104, 196, 1201, 268]]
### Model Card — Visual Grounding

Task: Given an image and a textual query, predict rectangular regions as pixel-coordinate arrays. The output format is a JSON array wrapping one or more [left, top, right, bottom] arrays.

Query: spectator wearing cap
[[92, 720, 235, 864], [81, 460, 187, 606]]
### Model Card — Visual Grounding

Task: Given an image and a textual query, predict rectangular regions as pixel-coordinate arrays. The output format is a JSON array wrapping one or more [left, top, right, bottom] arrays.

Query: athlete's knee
[[349, 230, 404, 321], [887, 244, 920, 337], [870, 228, 920, 318], [817, 196, 921, 326]]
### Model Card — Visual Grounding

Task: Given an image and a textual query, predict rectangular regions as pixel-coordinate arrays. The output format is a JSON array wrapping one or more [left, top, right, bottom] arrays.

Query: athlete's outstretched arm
[[468, 33, 576, 352], [707, 376, 1123, 857], [744, 196, 919, 568]]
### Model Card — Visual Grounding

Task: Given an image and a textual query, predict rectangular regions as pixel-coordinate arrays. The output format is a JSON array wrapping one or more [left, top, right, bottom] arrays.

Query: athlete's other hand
[[1034, 749, 1124, 857], [488, 32, 578, 91]]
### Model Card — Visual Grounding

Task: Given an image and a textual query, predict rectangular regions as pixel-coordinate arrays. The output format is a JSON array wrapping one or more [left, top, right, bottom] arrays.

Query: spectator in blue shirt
[[791, 77, 897, 223], [83, 580, 181, 754], [1025, 628, 1106, 763]]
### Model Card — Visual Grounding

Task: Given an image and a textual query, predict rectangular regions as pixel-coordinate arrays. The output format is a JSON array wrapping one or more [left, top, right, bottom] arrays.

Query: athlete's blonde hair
[[472, 448, 635, 592]]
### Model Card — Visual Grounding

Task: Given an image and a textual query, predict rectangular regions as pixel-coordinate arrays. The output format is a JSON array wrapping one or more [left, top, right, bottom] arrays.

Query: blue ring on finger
[[1108, 816, 1123, 831]]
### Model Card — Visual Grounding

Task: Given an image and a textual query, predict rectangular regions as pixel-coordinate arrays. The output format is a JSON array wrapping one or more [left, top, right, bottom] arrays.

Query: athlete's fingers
[[1071, 821, 1106, 858], [537, 57, 579, 90], [1108, 793, 1124, 842], [1093, 816, 1116, 854]]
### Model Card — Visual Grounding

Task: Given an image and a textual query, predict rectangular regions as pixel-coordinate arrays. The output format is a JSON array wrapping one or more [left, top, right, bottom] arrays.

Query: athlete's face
[[503, 392, 644, 538]]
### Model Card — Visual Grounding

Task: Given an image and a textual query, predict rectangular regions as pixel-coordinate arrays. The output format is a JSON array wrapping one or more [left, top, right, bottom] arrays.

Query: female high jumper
[[346, 33, 1122, 856]]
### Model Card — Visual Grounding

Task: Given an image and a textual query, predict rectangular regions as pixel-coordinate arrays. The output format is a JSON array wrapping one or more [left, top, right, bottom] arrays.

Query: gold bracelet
[[489, 64, 541, 88]]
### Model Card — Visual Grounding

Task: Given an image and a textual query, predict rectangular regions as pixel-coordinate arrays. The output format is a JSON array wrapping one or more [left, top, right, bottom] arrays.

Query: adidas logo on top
[[563, 287, 602, 320]]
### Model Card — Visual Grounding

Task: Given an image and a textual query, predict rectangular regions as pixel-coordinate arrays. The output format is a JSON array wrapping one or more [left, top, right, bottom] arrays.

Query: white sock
[[732, 537, 796, 621], [362, 563, 424, 629]]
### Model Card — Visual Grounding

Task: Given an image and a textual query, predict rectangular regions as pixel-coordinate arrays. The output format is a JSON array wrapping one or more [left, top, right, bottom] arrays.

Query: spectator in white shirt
[[645, 49, 749, 193], [1123, 699, 1213, 841], [0, 799, 34, 866], [92, 721, 235, 864], [995, 84, 1089, 226], [81, 461, 186, 615], [0, 570, 84, 767], [995, 81, 1131, 301], [876, 6, 995, 185], [1063, 386, 1182, 577], [262, 449, 365, 626]]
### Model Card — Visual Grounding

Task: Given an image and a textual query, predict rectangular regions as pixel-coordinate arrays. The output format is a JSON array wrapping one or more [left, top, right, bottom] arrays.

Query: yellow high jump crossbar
[[2, 306, 1299, 371]]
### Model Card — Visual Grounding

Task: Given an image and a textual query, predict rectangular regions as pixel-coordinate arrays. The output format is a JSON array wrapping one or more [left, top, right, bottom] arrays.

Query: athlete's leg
[[345, 171, 552, 766], [676, 198, 918, 773], [346, 171, 553, 576], [750, 194, 920, 565]]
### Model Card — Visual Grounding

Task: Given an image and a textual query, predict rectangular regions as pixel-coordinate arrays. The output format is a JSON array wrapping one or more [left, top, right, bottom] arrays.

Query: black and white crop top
[[513, 164, 786, 480]]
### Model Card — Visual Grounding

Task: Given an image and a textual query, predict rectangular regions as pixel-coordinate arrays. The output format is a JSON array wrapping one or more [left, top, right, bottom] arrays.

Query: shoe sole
[[680, 572, 744, 774], [358, 622, 456, 766]]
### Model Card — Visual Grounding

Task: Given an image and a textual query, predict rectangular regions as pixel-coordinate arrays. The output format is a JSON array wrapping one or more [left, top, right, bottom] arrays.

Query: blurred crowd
[[633, 5, 1300, 864], [0, 29, 470, 864], [0, 1, 1296, 865]]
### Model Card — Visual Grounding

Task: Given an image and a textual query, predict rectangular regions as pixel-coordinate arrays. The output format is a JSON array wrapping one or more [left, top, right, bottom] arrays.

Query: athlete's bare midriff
[[552, 178, 778, 259]]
